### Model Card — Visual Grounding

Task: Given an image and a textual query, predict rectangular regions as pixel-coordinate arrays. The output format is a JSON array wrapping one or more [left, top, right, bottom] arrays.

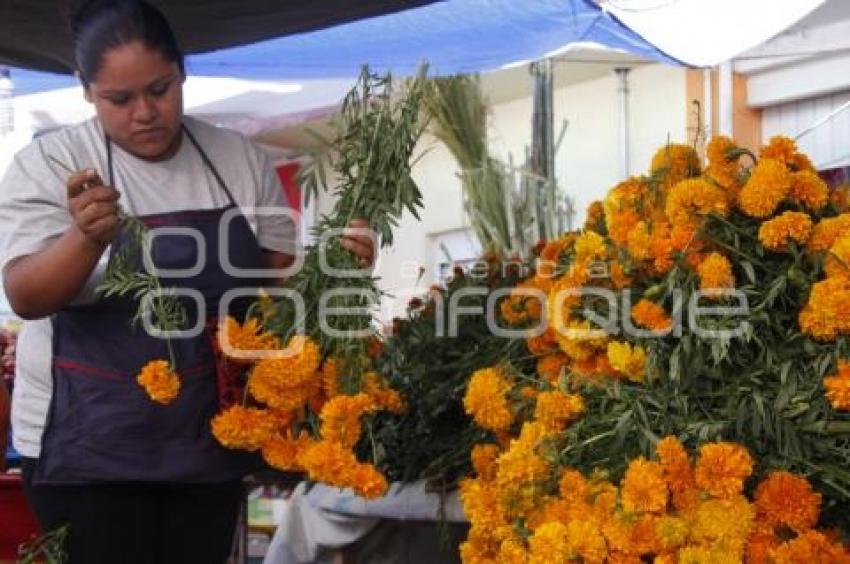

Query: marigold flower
[[758, 211, 813, 251], [826, 235, 850, 279], [585, 200, 606, 232], [823, 360, 850, 410], [626, 221, 652, 261], [655, 515, 689, 551], [248, 364, 314, 411], [217, 316, 279, 363], [799, 277, 850, 341], [807, 214, 850, 253], [694, 442, 754, 499], [665, 178, 730, 226], [768, 530, 850, 564], [754, 471, 821, 532], [211, 405, 278, 451], [691, 496, 755, 544], [607, 341, 647, 382], [526, 327, 559, 357], [349, 463, 389, 499], [565, 518, 609, 563], [471, 444, 500, 481], [536, 353, 568, 384], [790, 170, 828, 210], [706, 135, 740, 191], [697, 252, 734, 297], [631, 299, 673, 332], [607, 208, 642, 247], [136, 359, 180, 404], [574, 230, 608, 263], [261, 431, 312, 471], [621, 457, 669, 513], [463, 367, 513, 432], [319, 393, 376, 448], [320, 357, 340, 398], [533, 390, 584, 432], [528, 522, 571, 564], [759, 135, 798, 165], [831, 184, 850, 212], [738, 158, 791, 218], [650, 144, 702, 189], [656, 436, 698, 512], [363, 372, 404, 413]]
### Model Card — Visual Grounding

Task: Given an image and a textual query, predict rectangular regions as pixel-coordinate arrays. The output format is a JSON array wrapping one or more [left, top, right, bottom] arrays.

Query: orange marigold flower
[[799, 277, 850, 341], [626, 221, 652, 261], [463, 367, 513, 432], [759, 135, 798, 165], [320, 357, 340, 398], [606, 208, 642, 247], [281, 335, 321, 378], [650, 144, 702, 189], [768, 530, 850, 564], [559, 469, 591, 503], [738, 158, 791, 218], [319, 393, 376, 448], [807, 214, 850, 253], [536, 353, 568, 384], [621, 457, 669, 513], [471, 443, 500, 481], [823, 360, 850, 410], [694, 442, 754, 499], [349, 463, 389, 499], [656, 436, 699, 512], [791, 151, 817, 173], [747, 524, 782, 564], [831, 184, 850, 212], [585, 200, 606, 232], [758, 211, 813, 251], [697, 252, 735, 297], [706, 135, 740, 191], [217, 316, 279, 363], [631, 299, 673, 332], [755, 471, 821, 532], [607, 341, 647, 382], [790, 170, 828, 210], [528, 522, 571, 564], [211, 405, 278, 451], [533, 390, 584, 432], [248, 362, 316, 412], [665, 178, 730, 226], [136, 359, 180, 404], [261, 431, 312, 472], [527, 327, 559, 357], [826, 235, 850, 279], [363, 372, 404, 413]]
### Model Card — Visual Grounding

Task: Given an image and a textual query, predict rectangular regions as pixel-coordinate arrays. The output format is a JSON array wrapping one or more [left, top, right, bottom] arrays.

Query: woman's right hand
[[67, 168, 122, 247]]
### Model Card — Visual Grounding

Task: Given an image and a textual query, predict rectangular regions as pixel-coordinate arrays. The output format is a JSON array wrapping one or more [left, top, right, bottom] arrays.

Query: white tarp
[[601, 0, 828, 66]]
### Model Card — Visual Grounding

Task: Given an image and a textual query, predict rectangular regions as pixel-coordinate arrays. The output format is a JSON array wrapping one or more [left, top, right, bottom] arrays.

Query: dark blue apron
[[36, 126, 266, 484]]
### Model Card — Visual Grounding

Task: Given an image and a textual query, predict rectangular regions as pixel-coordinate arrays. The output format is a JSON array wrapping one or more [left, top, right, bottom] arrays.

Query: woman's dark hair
[[70, 0, 185, 85]]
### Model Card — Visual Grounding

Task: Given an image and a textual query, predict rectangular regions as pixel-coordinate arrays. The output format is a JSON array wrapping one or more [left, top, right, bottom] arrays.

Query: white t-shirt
[[0, 116, 297, 457]]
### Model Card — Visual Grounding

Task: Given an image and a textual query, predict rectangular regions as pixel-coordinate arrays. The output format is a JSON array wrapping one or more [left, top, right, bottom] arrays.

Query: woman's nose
[[132, 96, 158, 122]]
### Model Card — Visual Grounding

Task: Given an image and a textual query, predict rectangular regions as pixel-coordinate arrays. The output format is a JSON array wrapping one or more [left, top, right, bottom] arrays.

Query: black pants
[[21, 458, 243, 564]]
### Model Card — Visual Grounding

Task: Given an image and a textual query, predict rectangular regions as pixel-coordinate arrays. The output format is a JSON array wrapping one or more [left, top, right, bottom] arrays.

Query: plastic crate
[[0, 473, 40, 560]]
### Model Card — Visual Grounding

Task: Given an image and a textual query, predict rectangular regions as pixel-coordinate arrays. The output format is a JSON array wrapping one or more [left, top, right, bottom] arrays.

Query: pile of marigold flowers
[[208, 315, 403, 498], [459, 433, 850, 563]]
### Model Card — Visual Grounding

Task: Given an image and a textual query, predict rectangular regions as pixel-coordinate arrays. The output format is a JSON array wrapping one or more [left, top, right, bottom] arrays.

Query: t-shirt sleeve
[[0, 140, 73, 273], [254, 150, 299, 255]]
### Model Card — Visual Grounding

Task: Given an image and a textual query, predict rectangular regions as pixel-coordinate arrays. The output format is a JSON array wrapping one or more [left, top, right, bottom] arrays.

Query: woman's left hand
[[340, 218, 376, 268]]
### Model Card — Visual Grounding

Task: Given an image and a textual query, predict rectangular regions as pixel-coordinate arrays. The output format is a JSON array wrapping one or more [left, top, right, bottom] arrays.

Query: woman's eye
[[150, 83, 170, 97], [107, 94, 131, 106]]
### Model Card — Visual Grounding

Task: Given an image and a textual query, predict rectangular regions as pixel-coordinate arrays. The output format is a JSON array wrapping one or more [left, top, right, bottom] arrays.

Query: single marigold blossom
[[823, 360, 850, 410], [621, 457, 669, 513], [694, 442, 754, 499], [758, 211, 813, 251], [738, 158, 791, 218], [631, 299, 673, 332], [754, 471, 821, 532], [211, 405, 278, 451], [136, 359, 180, 404]]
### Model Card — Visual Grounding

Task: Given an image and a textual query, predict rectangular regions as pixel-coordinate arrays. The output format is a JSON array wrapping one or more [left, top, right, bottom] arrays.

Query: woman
[[0, 1, 374, 562]]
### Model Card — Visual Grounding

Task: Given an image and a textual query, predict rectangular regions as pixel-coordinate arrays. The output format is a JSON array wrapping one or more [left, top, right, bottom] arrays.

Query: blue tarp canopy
[[8, 0, 679, 96]]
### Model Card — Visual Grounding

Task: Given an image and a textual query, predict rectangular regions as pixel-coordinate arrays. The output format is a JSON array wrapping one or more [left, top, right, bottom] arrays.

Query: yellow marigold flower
[[656, 436, 698, 512], [631, 299, 673, 332], [678, 543, 744, 564], [605, 176, 648, 215], [495, 423, 552, 516], [471, 444, 500, 481], [697, 252, 734, 297], [760, 135, 798, 165], [706, 135, 740, 191], [211, 405, 278, 451], [463, 367, 513, 432], [754, 471, 821, 532], [319, 393, 376, 449], [261, 431, 312, 472], [528, 522, 570, 564], [823, 360, 850, 410], [136, 359, 180, 404], [691, 496, 755, 544], [650, 144, 702, 189], [533, 390, 584, 432], [826, 234, 850, 279], [758, 211, 813, 251], [498, 537, 528, 564], [738, 158, 791, 218], [575, 230, 608, 263], [665, 178, 730, 226], [217, 316, 279, 363], [627, 221, 652, 261], [807, 213, 850, 253], [799, 277, 850, 341], [769, 530, 850, 564], [566, 518, 609, 563], [460, 479, 505, 537], [607, 341, 647, 382], [536, 353, 568, 384], [790, 170, 828, 210], [694, 442, 754, 499], [622, 457, 669, 513]]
